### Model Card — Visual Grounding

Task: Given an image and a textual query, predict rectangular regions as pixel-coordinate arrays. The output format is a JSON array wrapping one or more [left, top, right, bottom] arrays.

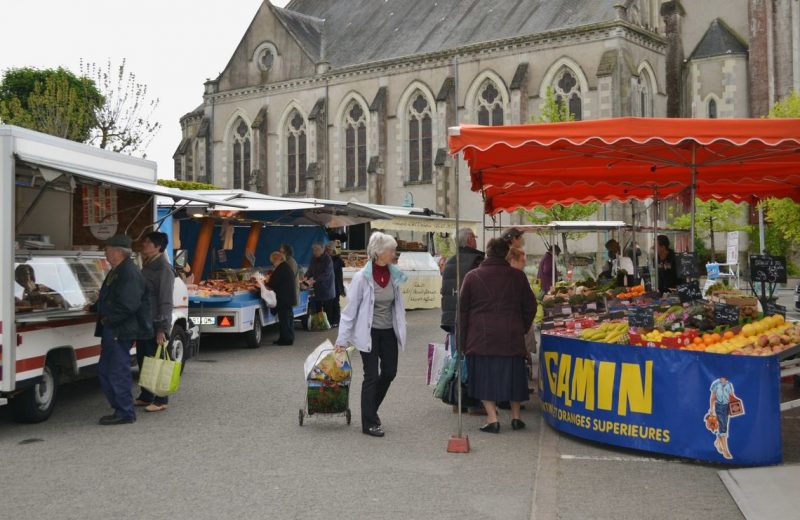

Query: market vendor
[[15, 264, 68, 310], [657, 234, 680, 294], [599, 239, 620, 280], [538, 245, 560, 294], [502, 227, 525, 250], [304, 242, 336, 316]]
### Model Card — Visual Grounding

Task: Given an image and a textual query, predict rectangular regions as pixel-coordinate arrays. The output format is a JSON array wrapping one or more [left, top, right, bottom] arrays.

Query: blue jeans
[[135, 338, 168, 405], [715, 401, 730, 437], [98, 327, 135, 420]]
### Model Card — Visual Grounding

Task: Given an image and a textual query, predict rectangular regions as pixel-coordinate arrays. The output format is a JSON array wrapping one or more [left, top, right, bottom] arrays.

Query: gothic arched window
[[408, 92, 432, 183], [344, 101, 367, 189], [477, 80, 504, 126], [231, 118, 251, 189], [708, 98, 718, 119], [286, 111, 307, 194], [633, 73, 653, 117], [553, 69, 582, 121]]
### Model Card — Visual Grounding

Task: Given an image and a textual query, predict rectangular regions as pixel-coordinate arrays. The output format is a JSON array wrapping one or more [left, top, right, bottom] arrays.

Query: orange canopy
[[448, 118, 800, 214]]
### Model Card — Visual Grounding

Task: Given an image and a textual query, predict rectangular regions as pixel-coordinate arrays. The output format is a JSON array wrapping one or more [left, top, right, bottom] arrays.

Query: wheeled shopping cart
[[299, 343, 352, 426]]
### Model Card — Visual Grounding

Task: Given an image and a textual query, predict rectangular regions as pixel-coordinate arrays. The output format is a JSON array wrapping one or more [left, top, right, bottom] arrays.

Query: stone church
[[174, 0, 800, 225]]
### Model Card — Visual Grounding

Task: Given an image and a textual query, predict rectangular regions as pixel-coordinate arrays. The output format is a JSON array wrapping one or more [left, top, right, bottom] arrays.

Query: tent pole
[[758, 202, 766, 254], [551, 228, 556, 288], [689, 144, 697, 252], [652, 193, 659, 293]]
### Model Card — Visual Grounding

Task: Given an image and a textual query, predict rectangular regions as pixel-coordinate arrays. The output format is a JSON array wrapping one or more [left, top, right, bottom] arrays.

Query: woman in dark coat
[[268, 251, 297, 346], [325, 241, 346, 327], [458, 238, 537, 433], [304, 242, 335, 315]]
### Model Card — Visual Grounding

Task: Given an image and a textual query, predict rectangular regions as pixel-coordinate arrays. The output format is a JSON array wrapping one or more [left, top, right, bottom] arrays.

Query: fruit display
[[191, 278, 260, 297], [577, 321, 630, 343], [614, 284, 646, 300]]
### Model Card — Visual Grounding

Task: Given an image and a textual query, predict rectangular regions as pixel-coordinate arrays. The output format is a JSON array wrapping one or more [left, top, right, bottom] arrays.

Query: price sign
[[713, 303, 740, 326], [765, 302, 787, 318], [628, 306, 655, 329], [677, 281, 703, 303], [749, 255, 787, 284], [638, 266, 653, 292], [676, 252, 698, 279]]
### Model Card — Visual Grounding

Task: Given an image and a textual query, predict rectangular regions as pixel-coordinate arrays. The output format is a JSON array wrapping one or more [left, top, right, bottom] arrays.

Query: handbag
[[309, 310, 331, 331], [728, 395, 745, 417], [140, 342, 182, 397]]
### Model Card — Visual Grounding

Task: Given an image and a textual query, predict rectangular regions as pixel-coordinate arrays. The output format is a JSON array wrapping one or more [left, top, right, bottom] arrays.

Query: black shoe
[[99, 415, 135, 425], [363, 425, 385, 437], [274, 340, 293, 346], [511, 419, 526, 431], [479, 422, 500, 434]]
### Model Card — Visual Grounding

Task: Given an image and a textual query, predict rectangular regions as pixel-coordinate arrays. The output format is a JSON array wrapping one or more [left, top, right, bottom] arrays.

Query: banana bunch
[[578, 322, 629, 344]]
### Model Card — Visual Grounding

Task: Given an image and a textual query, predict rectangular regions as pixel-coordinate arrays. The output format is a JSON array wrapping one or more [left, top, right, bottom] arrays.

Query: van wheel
[[12, 360, 59, 423], [245, 313, 262, 348], [168, 326, 189, 374]]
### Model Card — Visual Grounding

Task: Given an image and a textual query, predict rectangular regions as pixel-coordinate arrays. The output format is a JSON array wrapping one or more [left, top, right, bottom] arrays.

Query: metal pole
[[551, 228, 556, 288], [652, 193, 659, 293], [758, 203, 766, 253], [452, 55, 463, 439], [689, 144, 697, 252], [1, 132, 16, 394]]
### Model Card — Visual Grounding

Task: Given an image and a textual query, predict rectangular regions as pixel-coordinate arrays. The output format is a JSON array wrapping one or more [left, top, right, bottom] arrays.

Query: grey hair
[[457, 227, 475, 247], [367, 232, 397, 261]]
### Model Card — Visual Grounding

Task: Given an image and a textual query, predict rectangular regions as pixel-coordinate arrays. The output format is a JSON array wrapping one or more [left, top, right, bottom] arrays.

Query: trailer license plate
[[191, 317, 215, 325]]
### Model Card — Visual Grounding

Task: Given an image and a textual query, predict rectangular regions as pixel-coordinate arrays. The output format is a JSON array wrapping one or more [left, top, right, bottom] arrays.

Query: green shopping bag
[[140, 342, 182, 397]]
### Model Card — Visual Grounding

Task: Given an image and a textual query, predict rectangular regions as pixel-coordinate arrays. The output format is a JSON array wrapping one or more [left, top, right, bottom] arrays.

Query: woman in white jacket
[[335, 232, 407, 437]]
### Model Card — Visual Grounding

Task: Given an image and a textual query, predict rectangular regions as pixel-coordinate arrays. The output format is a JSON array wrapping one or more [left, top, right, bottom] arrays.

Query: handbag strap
[[155, 341, 170, 361]]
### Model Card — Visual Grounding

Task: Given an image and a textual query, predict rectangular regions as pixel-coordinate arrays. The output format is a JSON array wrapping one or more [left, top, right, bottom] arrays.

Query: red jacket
[[458, 257, 537, 357]]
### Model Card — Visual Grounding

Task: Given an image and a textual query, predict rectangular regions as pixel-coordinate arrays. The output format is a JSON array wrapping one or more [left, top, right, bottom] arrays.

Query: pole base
[[447, 434, 470, 453]]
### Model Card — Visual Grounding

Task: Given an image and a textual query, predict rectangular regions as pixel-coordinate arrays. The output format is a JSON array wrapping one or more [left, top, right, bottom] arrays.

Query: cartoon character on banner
[[704, 376, 745, 460]]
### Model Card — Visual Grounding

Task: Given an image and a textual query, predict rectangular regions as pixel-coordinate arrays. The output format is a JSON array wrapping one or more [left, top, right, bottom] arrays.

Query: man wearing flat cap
[[502, 228, 525, 251], [93, 234, 152, 425]]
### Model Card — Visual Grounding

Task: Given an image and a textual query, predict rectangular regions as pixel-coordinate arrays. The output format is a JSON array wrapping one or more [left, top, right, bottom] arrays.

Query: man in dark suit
[[268, 251, 298, 346]]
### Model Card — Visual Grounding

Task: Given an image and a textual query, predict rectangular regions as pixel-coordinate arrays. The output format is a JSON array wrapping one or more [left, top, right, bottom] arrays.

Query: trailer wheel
[[244, 312, 263, 348], [167, 326, 189, 374], [12, 359, 59, 423]]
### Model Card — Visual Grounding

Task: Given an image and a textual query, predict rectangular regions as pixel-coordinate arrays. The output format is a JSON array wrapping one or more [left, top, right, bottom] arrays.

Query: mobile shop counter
[[538, 317, 800, 466]]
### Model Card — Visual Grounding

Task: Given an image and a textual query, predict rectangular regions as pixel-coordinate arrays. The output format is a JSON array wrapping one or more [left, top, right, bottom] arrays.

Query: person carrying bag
[[139, 341, 182, 397]]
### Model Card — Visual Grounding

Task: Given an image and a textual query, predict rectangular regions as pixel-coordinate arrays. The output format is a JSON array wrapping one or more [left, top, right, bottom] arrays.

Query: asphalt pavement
[[2, 308, 799, 520]]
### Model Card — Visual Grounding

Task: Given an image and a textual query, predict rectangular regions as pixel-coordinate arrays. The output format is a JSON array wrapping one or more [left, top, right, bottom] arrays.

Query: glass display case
[[14, 252, 109, 315]]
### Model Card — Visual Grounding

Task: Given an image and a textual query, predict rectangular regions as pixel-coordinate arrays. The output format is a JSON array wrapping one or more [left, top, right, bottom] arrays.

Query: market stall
[[449, 117, 800, 465]]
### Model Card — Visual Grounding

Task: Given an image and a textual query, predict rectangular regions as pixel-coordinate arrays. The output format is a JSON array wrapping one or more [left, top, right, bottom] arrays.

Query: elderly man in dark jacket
[[94, 234, 152, 425], [459, 238, 536, 433], [304, 242, 335, 315], [440, 228, 484, 333], [135, 231, 175, 412], [268, 251, 298, 345]]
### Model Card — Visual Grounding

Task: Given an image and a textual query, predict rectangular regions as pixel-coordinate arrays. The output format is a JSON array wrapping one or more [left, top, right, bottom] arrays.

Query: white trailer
[[0, 125, 240, 422]]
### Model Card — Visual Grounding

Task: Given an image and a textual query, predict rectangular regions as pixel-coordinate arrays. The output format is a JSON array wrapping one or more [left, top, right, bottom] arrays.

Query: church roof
[[689, 18, 748, 60], [283, 0, 622, 68], [269, 5, 324, 61]]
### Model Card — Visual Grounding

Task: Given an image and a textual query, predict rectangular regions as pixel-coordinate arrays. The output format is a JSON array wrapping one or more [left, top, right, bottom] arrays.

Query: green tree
[[80, 59, 161, 156], [0, 67, 103, 141], [673, 199, 746, 261], [535, 85, 574, 123], [157, 179, 219, 190], [767, 89, 800, 118]]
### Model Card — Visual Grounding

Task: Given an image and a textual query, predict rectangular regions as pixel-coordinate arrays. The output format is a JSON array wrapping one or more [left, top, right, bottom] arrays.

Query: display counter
[[538, 331, 797, 466]]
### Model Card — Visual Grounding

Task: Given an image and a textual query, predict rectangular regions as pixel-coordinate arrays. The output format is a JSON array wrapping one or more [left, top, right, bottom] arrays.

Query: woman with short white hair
[[335, 232, 407, 437]]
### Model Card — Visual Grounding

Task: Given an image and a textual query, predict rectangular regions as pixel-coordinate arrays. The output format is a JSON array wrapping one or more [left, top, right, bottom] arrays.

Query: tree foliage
[[535, 85, 575, 123], [673, 199, 746, 261], [767, 89, 800, 118], [80, 59, 161, 156], [0, 67, 103, 141], [157, 179, 219, 190]]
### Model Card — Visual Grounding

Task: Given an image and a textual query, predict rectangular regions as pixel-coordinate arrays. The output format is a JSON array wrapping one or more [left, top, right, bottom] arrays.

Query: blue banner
[[538, 335, 782, 466]]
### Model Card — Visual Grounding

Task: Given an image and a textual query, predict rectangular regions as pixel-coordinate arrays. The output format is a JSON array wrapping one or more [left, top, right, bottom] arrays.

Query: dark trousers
[[277, 305, 294, 344], [98, 327, 135, 420], [359, 328, 398, 430], [326, 297, 341, 326], [135, 337, 168, 405]]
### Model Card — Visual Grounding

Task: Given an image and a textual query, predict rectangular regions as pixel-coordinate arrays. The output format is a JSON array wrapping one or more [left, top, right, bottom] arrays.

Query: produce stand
[[448, 117, 800, 465]]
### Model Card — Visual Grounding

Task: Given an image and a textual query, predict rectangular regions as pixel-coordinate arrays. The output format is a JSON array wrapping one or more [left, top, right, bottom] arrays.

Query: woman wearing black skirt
[[458, 238, 537, 433]]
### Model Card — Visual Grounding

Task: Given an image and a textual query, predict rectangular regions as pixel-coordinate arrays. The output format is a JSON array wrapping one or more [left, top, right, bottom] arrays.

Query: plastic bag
[[309, 311, 331, 331], [253, 275, 277, 308], [303, 339, 352, 383]]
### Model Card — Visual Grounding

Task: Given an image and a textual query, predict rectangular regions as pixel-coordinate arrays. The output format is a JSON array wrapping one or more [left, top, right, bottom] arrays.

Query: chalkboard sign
[[676, 252, 698, 279], [677, 281, 703, 303], [714, 303, 740, 325], [765, 302, 787, 318], [750, 255, 787, 284], [628, 306, 655, 329]]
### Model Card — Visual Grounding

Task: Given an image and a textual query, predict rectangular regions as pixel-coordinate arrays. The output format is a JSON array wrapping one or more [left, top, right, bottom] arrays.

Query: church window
[[477, 80, 504, 126], [343, 101, 367, 189], [231, 118, 251, 189], [258, 49, 274, 72], [408, 92, 432, 183], [286, 111, 307, 194], [553, 69, 582, 120], [633, 73, 653, 117], [708, 98, 717, 119]]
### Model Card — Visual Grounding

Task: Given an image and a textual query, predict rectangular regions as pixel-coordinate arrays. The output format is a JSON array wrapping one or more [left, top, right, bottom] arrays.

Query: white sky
[[0, 0, 290, 178]]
